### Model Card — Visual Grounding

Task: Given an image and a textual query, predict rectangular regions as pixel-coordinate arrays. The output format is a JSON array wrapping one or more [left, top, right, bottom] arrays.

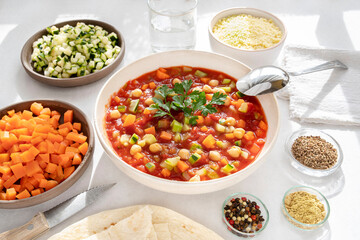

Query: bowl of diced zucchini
[[21, 19, 125, 87]]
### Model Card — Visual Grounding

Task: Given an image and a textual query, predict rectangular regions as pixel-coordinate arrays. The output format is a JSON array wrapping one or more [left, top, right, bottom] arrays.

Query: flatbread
[[48, 205, 223, 240]]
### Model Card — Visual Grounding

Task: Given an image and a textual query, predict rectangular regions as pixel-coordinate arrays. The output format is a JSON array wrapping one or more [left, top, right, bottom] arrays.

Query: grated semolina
[[212, 14, 283, 50]]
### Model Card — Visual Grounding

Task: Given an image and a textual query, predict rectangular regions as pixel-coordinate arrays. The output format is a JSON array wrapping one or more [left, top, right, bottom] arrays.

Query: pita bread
[[48, 205, 223, 240]]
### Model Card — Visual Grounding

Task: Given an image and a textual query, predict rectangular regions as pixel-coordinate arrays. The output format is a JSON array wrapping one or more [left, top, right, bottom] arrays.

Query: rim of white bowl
[[208, 7, 288, 52], [94, 50, 280, 188]]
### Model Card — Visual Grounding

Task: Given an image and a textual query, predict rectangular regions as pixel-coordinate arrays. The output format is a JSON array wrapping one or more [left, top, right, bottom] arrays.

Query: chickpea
[[112, 131, 120, 139], [209, 79, 219, 87], [203, 85, 212, 93], [149, 143, 162, 153], [131, 89, 142, 98], [209, 151, 221, 161], [225, 117, 236, 126], [234, 128, 245, 139], [109, 110, 120, 119], [178, 149, 190, 160], [225, 126, 235, 133], [227, 146, 242, 158], [224, 96, 231, 106], [212, 88, 226, 94], [192, 87, 203, 92], [172, 78, 182, 85], [145, 98, 154, 106], [130, 144, 142, 155]]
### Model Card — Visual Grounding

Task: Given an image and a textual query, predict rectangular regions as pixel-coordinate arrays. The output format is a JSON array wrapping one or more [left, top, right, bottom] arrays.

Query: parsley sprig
[[149, 79, 227, 125]]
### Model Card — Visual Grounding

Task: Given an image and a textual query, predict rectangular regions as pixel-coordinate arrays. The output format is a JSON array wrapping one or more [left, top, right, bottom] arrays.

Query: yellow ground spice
[[284, 191, 326, 224]]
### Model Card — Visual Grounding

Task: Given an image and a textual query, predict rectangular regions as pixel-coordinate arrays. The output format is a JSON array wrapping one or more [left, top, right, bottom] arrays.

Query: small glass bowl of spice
[[285, 128, 343, 177], [222, 192, 269, 238], [282, 186, 330, 230]]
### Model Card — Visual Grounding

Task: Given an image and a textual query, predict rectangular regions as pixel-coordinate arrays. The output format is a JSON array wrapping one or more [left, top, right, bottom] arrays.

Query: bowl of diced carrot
[[0, 100, 94, 208]]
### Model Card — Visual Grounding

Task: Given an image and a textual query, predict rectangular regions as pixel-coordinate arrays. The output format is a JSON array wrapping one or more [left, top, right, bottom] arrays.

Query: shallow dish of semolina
[[208, 8, 287, 68]]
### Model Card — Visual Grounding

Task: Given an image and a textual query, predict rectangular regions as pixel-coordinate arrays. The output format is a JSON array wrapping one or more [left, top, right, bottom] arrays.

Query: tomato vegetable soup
[[105, 66, 267, 181]]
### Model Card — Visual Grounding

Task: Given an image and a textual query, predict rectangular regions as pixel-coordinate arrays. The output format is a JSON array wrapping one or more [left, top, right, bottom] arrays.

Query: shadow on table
[[280, 155, 345, 199], [286, 221, 331, 240]]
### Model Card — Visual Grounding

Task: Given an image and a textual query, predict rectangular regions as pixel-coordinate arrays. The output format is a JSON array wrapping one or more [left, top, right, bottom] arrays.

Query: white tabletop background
[[1, 0, 360, 239]]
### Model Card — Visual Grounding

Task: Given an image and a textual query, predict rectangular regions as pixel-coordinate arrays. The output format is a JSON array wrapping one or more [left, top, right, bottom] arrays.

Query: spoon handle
[[288, 60, 348, 76]]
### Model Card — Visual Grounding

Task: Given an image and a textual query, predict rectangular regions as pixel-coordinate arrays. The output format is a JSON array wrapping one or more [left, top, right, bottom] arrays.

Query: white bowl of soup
[[94, 50, 279, 194]]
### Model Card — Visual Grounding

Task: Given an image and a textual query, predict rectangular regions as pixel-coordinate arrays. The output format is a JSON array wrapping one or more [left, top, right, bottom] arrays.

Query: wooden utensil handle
[[0, 212, 49, 240]]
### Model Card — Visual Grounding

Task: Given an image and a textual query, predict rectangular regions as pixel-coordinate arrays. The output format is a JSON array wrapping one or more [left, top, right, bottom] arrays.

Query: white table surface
[[1, 0, 360, 239]]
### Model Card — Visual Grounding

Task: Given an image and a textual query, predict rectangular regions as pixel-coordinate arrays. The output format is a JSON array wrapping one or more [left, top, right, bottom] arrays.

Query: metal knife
[[0, 183, 115, 240]]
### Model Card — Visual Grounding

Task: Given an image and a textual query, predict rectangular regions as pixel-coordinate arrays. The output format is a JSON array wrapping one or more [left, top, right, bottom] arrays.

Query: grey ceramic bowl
[[21, 19, 125, 87], [0, 100, 94, 208]]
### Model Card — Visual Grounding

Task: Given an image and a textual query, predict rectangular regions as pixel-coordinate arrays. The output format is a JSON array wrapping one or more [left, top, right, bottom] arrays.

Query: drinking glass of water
[[148, 0, 197, 52]]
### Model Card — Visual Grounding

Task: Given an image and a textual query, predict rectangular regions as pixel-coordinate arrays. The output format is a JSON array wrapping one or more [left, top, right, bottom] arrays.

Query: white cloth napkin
[[277, 45, 360, 126]]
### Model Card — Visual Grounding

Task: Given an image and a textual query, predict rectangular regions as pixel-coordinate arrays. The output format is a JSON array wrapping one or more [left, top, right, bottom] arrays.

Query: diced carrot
[[22, 110, 33, 120], [141, 84, 149, 91], [249, 143, 261, 154], [20, 150, 35, 163], [0, 165, 11, 175], [26, 161, 42, 177], [220, 158, 228, 166], [58, 122, 73, 130], [205, 94, 213, 101], [156, 69, 170, 79], [6, 188, 16, 200], [177, 160, 189, 173], [244, 131, 255, 141], [225, 133, 235, 139], [236, 119, 246, 128], [30, 136, 43, 146], [73, 122, 81, 131], [23, 181, 34, 192], [59, 154, 72, 168], [0, 192, 6, 200], [37, 142, 48, 154], [144, 126, 156, 135], [45, 180, 58, 191], [200, 126, 208, 132], [16, 189, 31, 199], [19, 135, 32, 142], [10, 163, 26, 179], [0, 153, 10, 163], [45, 162, 57, 174], [78, 142, 88, 155], [149, 82, 156, 89], [19, 144, 32, 152], [64, 110, 73, 123], [30, 102, 43, 116], [72, 153, 82, 165], [123, 114, 136, 127], [39, 179, 48, 188], [255, 129, 266, 138], [1, 132, 18, 150], [161, 168, 171, 178], [143, 108, 151, 115], [202, 134, 216, 148], [31, 189, 41, 196], [7, 110, 15, 117], [64, 166, 75, 179], [200, 77, 211, 84], [48, 132, 64, 143], [51, 111, 60, 117], [40, 108, 51, 116], [258, 120, 268, 131], [159, 131, 172, 141], [196, 116, 204, 125], [4, 175, 18, 189]]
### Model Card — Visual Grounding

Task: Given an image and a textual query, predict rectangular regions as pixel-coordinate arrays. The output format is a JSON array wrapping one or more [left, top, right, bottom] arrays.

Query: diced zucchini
[[254, 112, 262, 120], [241, 151, 249, 159], [207, 170, 219, 179], [222, 163, 235, 173], [222, 79, 231, 84], [190, 143, 202, 151], [220, 87, 232, 93], [129, 133, 139, 144], [184, 117, 190, 125], [189, 175, 200, 182], [215, 123, 226, 132], [138, 140, 146, 147], [194, 70, 207, 77], [145, 162, 156, 172], [196, 168, 207, 176], [219, 119, 226, 125], [183, 66, 193, 72], [160, 160, 173, 170], [235, 140, 241, 146], [174, 133, 181, 142], [129, 99, 139, 113], [158, 119, 169, 128], [216, 141, 226, 149], [143, 134, 157, 145], [229, 82, 236, 89], [182, 123, 191, 132], [171, 120, 183, 133], [238, 102, 248, 113], [236, 91, 245, 98], [189, 153, 201, 165], [182, 171, 191, 180], [117, 105, 126, 112], [164, 156, 180, 167]]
